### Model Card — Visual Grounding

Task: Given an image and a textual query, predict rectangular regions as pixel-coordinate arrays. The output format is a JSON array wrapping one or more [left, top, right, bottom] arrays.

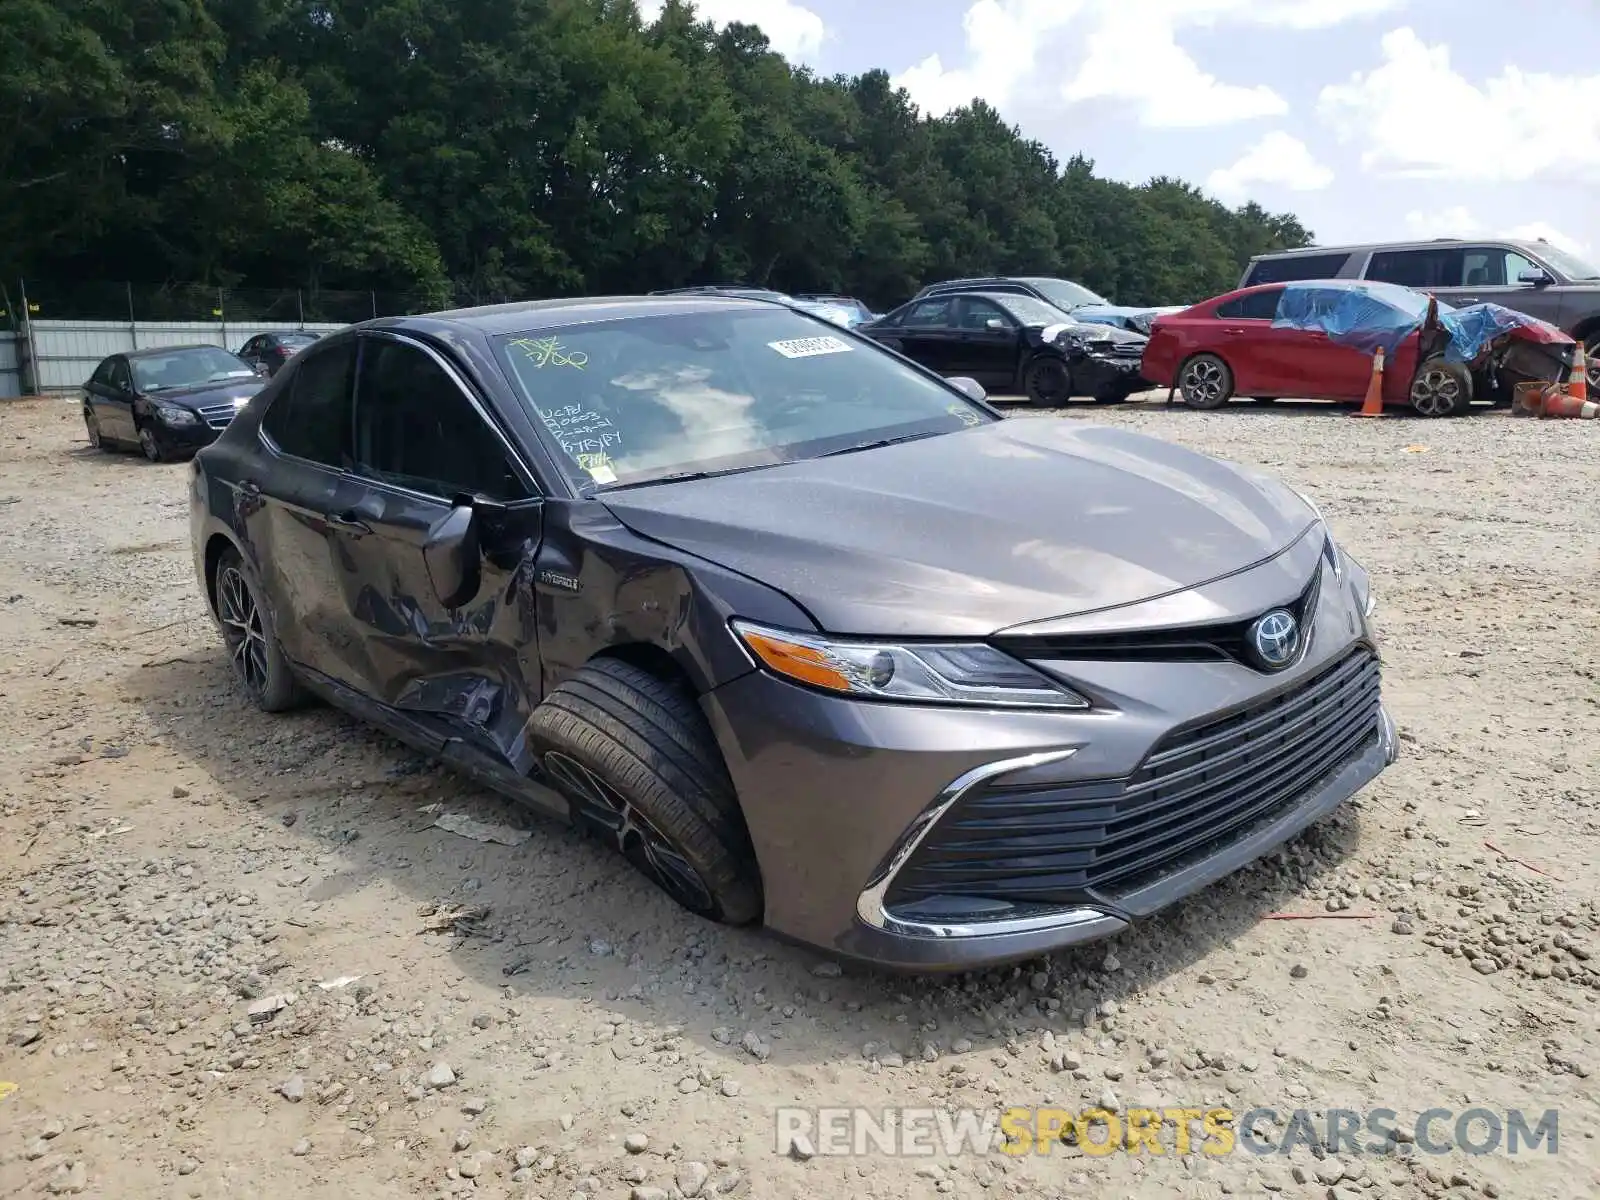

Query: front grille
[[197, 402, 237, 430], [993, 562, 1322, 669], [885, 648, 1381, 911]]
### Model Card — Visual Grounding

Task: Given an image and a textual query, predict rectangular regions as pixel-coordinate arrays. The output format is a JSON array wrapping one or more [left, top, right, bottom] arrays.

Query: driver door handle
[[326, 511, 372, 536]]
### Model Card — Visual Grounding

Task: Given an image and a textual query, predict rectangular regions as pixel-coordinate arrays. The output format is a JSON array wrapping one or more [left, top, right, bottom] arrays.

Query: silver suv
[[1241, 238, 1600, 387]]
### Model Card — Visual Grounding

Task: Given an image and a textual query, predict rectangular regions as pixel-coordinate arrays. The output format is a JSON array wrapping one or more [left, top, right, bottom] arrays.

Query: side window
[[1503, 250, 1540, 285], [955, 297, 1010, 329], [351, 339, 527, 502], [1243, 253, 1352, 286], [904, 298, 954, 327], [1216, 289, 1284, 321], [91, 358, 117, 387], [1461, 247, 1502, 287], [1365, 248, 1464, 289], [240, 337, 262, 357], [261, 340, 356, 466], [107, 359, 132, 392]]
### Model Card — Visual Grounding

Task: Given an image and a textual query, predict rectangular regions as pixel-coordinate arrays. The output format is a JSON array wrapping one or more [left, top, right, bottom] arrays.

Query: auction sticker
[[769, 336, 853, 359]]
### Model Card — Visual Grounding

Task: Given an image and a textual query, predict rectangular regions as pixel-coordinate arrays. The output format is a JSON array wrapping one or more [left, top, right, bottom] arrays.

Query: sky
[[637, 0, 1600, 262]]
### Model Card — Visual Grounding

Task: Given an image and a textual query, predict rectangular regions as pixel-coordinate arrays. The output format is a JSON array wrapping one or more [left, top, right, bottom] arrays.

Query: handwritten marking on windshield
[[768, 336, 852, 359], [511, 337, 588, 369]]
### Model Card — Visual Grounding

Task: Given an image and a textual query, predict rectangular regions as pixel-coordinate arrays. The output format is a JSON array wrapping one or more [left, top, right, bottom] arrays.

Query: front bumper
[[1071, 351, 1149, 396], [150, 416, 224, 455], [702, 535, 1397, 971]]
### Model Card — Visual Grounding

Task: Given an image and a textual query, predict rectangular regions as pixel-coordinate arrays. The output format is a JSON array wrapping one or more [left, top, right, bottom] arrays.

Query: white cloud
[[1403, 208, 1593, 257], [892, 0, 1085, 118], [636, 0, 826, 61], [1206, 132, 1334, 200], [1318, 27, 1600, 182], [1061, 10, 1288, 128], [893, 0, 1401, 127]]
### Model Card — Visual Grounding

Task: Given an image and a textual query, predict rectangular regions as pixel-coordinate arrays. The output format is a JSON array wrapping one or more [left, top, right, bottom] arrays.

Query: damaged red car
[[1143, 279, 1577, 417]]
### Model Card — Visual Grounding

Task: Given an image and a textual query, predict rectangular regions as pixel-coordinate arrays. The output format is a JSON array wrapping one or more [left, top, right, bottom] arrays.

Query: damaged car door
[[336, 332, 548, 775]]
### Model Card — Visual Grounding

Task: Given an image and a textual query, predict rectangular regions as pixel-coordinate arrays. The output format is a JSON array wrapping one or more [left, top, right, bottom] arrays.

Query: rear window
[[1243, 253, 1353, 286], [1365, 248, 1465, 289], [1216, 289, 1284, 321]]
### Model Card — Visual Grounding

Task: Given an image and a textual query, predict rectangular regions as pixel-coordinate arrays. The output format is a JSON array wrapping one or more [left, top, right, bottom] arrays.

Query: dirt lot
[[0, 394, 1596, 1200]]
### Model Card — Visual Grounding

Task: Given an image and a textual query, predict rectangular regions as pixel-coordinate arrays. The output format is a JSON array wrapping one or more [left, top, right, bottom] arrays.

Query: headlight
[[155, 404, 198, 426], [731, 620, 1090, 709]]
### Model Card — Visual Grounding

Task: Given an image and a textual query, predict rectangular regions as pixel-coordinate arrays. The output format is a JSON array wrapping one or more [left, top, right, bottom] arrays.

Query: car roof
[[1249, 237, 1548, 261], [393, 294, 787, 337], [124, 344, 228, 359]]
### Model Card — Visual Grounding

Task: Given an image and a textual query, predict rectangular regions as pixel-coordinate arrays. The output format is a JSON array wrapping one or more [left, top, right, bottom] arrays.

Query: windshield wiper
[[597, 461, 778, 492], [817, 431, 941, 458]]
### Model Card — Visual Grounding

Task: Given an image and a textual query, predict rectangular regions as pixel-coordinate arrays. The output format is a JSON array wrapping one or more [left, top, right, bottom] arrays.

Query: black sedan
[[860, 291, 1152, 406], [237, 331, 321, 376], [83, 345, 268, 462], [188, 294, 1394, 971]]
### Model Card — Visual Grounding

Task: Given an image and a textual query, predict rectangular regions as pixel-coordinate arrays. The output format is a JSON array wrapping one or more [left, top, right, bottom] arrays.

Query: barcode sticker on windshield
[[768, 336, 853, 359]]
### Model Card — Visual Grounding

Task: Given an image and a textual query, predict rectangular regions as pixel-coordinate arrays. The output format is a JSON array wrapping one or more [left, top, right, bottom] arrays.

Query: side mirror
[[1517, 268, 1553, 287], [948, 376, 987, 403], [422, 502, 482, 609], [985, 317, 1007, 331]]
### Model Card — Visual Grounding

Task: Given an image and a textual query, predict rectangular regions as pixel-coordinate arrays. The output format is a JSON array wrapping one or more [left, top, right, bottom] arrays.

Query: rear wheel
[[84, 410, 112, 452], [213, 548, 306, 712], [528, 657, 762, 925], [1409, 357, 1473, 417], [1178, 354, 1233, 409], [1024, 356, 1073, 408], [1585, 332, 1600, 392]]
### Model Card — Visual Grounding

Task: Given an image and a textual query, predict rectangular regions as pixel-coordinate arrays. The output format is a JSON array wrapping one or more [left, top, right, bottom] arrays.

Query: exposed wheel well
[[1570, 316, 1600, 347]]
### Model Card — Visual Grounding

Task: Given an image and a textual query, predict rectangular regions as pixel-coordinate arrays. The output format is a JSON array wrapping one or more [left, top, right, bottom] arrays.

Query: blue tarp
[[1271, 281, 1566, 363]]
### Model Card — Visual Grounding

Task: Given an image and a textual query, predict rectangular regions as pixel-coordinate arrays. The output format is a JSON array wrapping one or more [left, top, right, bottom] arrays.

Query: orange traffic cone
[[1350, 347, 1387, 417], [1539, 390, 1598, 418], [1569, 342, 1589, 405]]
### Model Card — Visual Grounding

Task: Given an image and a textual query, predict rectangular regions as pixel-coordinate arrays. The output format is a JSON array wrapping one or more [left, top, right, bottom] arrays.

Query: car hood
[[143, 378, 266, 408], [1035, 321, 1148, 351], [600, 419, 1317, 637]]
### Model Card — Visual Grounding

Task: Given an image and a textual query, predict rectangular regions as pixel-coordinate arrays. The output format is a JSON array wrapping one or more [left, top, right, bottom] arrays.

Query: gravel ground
[[0, 394, 1596, 1200]]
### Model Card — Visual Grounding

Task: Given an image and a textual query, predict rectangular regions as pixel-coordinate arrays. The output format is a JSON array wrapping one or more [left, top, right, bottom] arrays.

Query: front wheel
[[138, 425, 166, 462], [1178, 354, 1233, 409], [1024, 356, 1074, 408], [1409, 357, 1473, 417], [1585, 333, 1600, 393], [527, 658, 762, 925]]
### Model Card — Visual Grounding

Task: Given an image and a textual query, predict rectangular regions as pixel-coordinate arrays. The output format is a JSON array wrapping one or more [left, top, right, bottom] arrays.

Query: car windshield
[[494, 307, 996, 491], [1534, 244, 1600, 281], [131, 348, 257, 391], [992, 295, 1069, 326], [1023, 277, 1109, 310]]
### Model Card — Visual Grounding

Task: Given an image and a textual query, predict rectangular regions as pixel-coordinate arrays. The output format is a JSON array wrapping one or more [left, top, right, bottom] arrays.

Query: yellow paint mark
[[0, 1082, 18, 1102]]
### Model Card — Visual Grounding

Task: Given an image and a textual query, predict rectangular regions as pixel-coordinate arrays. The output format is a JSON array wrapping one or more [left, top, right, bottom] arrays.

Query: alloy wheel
[[542, 750, 716, 913], [1181, 358, 1226, 406], [1587, 338, 1600, 391], [1409, 368, 1461, 417], [216, 565, 270, 698]]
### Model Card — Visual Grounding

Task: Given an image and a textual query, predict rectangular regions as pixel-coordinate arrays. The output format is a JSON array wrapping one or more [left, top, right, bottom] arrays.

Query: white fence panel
[[0, 333, 19, 398], [26, 320, 350, 392]]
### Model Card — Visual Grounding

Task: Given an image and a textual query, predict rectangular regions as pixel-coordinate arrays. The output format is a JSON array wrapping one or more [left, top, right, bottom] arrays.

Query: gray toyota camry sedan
[[189, 294, 1397, 971]]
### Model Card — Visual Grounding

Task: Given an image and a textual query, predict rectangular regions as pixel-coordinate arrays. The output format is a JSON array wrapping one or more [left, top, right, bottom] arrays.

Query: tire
[[1178, 353, 1233, 409], [84, 410, 112, 452], [212, 548, 305, 712], [1024, 356, 1074, 408], [527, 657, 763, 925], [1408, 357, 1473, 417], [138, 424, 167, 462], [1585, 333, 1600, 393]]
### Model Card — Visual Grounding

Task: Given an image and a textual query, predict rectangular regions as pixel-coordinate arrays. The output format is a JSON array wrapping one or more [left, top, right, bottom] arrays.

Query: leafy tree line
[[1, 0, 1313, 314]]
